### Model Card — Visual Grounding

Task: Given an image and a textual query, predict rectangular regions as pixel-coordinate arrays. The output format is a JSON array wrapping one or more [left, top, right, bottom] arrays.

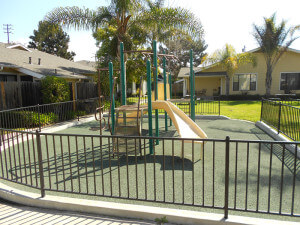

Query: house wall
[[184, 51, 300, 96], [232, 51, 300, 95], [0, 67, 22, 82], [195, 77, 221, 96], [151, 83, 170, 100]]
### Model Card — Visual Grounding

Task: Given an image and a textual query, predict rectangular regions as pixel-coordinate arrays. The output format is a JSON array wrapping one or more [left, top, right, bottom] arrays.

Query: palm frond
[[45, 6, 98, 31]]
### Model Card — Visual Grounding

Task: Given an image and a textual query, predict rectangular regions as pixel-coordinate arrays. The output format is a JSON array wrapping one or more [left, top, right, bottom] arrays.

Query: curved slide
[[152, 100, 207, 143], [116, 100, 207, 143]]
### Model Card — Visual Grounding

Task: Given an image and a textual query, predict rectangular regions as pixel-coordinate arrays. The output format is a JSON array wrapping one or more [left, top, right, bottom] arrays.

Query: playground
[[1, 117, 299, 220], [0, 41, 299, 222]]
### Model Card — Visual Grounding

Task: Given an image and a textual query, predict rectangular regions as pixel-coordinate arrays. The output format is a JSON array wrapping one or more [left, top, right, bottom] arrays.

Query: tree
[[45, 0, 205, 100], [41, 76, 70, 103], [159, 36, 207, 78], [253, 13, 299, 96], [28, 21, 76, 60], [45, 0, 204, 59], [206, 44, 256, 95]]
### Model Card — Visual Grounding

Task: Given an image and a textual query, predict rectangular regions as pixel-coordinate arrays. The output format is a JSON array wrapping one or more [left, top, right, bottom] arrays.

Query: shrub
[[65, 110, 86, 120], [0, 111, 58, 129], [41, 76, 70, 103]]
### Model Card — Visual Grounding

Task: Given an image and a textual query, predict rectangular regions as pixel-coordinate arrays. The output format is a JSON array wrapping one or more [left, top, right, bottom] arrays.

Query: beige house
[[178, 47, 300, 97], [0, 43, 96, 82]]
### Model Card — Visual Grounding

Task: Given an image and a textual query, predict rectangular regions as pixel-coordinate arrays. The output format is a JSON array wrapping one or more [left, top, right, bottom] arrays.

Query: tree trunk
[[265, 65, 273, 97]]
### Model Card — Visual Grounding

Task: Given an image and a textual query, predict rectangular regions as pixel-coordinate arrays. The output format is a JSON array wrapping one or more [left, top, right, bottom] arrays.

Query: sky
[[1, 0, 300, 62]]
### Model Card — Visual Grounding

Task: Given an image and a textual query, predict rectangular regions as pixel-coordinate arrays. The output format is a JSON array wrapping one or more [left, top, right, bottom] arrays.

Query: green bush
[[0, 111, 58, 129], [41, 76, 70, 103], [65, 110, 86, 120]]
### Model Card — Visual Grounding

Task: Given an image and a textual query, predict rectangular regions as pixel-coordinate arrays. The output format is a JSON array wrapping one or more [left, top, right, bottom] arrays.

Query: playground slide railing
[[261, 99, 300, 142], [0, 129, 299, 219]]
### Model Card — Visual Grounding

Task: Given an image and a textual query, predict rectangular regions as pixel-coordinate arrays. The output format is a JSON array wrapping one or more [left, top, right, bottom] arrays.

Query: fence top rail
[[1, 128, 300, 145], [263, 98, 300, 109], [0, 97, 100, 113]]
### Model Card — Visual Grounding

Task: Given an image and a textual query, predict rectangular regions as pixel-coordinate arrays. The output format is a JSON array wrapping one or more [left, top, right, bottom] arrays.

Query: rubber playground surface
[[1, 117, 299, 222]]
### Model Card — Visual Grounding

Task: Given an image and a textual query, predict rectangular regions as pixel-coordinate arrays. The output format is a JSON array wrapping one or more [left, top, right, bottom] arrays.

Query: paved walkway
[[0, 199, 156, 225]]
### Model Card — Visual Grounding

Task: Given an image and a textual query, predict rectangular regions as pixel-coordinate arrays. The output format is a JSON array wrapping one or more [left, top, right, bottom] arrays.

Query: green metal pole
[[163, 53, 168, 131], [190, 49, 195, 121], [153, 40, 159, 144], [120, 42, 126, 105], [146, 60, 153, 154], [109, 62, 115, 134], [169, 73, 172, 126]]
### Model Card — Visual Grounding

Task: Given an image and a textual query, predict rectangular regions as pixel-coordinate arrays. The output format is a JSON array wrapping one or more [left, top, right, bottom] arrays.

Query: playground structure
[[102, 41, 207, 155], [0, 44, 299, 220]]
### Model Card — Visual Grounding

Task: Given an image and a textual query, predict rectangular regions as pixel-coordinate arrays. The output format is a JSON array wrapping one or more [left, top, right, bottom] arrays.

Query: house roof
[[178, 67, 226, 78], [76, 60, 97, 68], [248, 46, 300, 54], [0, 43, 96, 80], [178, 47, 300, 78], [178, 67, 203, 78]]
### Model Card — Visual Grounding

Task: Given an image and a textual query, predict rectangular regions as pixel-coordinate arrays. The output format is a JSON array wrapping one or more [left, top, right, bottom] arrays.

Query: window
[[20, 75, 33, 82], [280, 73, 300, 91], [0, 74, 17, 82], [233, 74, 257, 91]]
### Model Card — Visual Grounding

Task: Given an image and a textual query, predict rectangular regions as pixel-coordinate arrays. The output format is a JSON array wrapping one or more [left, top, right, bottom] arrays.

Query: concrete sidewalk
[[0, 199, 156, 225]]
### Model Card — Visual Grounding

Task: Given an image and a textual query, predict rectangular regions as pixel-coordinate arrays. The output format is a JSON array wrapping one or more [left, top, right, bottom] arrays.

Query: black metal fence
[[261, 99, 300, 142], [171, 97, 220, 115], [0, 130, 299, 218], [125, 96, 220, 115], [0, 95, 221, 140], [268, 98, 300, 108], [0, 98, 100, 141], [0, 82, 102, 110]]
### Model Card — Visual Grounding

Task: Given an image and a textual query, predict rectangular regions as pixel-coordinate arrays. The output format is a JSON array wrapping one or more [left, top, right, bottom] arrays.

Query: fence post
[[224, 136, 230, 219], [72, 82, 77, 112], [37, 104, 41, 131], [0, 82, 7, 110], [218, 97, 221, 116], [76, 100, 80, 121], [260, 98, 264, 121], [36, 130, 45, 198], [277, 102, 282, 134]]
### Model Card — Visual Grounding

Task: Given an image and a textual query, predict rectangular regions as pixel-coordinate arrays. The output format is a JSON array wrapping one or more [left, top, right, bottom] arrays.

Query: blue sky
[[1, 0, 299, 61]]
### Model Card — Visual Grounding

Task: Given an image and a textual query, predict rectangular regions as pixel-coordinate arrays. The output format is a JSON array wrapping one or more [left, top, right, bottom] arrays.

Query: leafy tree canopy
[[205, 44, 256, 95], [159, 36, 207, 78], [28, 21, 76, 61], [41, 76, 70, 103], [45, 0, 207, 91], [207, 44, 257, 74]]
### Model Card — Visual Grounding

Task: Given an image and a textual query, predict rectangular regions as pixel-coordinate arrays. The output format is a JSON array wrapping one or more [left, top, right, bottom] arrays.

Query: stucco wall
[[152, 82, 170, 100], [184, 50, 300, 96], [194, 77, 221, 96], [231, 51, 300, 95]]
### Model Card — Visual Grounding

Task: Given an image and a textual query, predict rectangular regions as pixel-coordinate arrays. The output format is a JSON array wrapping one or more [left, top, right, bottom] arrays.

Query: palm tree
[[253, 13, 299, 96], [45, 1, 139, 56], [45, 0, 205, 100], [135, 0, 204, 43], [206, 44, 256, 96], [45, 0, 204, 57]]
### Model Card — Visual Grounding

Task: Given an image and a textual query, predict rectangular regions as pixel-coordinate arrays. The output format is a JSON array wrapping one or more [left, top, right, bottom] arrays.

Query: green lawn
[[220, 101, 261, 122], [127, 98, 262, 123]]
